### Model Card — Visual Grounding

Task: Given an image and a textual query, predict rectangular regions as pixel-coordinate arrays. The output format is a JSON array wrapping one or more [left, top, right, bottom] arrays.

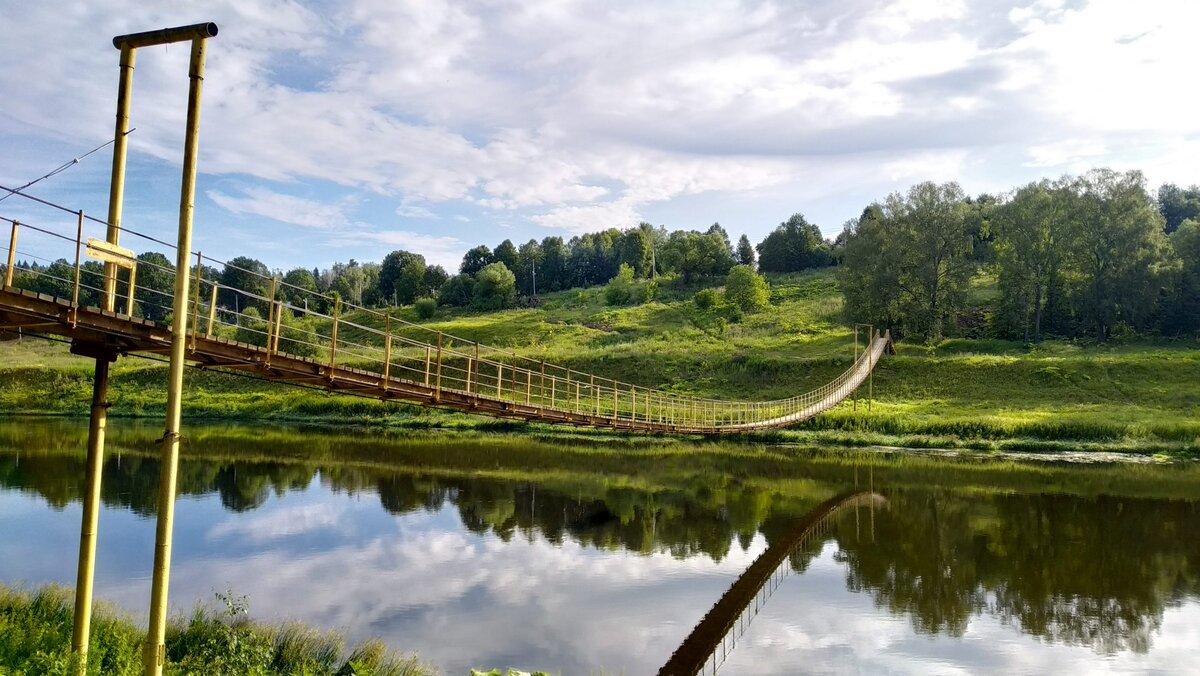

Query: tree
[[620, 228, 653, 277], [840, 205, 902, 332], [661, 229, 735, 284], [460, 245, 493, 276], [516, 239, 542, 296], [378, 250, 426, 305], [472, 262, 517, 310], [706, 222, 735, 264], [1162, 219, 1200, 334], [438, 274, 475, 307], [725, 265, 770, 313], [539, 237, 568, 292], [992, 180, 1071, 342], [493, 239, 519, 273], [132, 251, 176, 322], [220, 256, 270, 312], [1157, 183, 1200, 234], [840, 184, 975, 340], [422, 265, 449, 297], [1070, 169, 1167, 341], [756, 213, 831, 273], [736, 234, 756, 268]]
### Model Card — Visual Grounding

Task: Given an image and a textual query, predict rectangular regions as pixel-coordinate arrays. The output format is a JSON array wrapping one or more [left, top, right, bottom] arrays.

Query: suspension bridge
[[0, 198, 890, 435], [0, 21, 892, 676]]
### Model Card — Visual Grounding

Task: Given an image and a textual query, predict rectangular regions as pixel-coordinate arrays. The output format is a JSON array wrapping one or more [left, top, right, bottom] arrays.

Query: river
[[1, 417, 1198, 674]]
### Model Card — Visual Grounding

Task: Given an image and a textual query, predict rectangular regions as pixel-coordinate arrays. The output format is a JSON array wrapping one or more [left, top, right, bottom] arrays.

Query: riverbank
[[0, 583, 431, 676], [2, 269, 1197, 456]]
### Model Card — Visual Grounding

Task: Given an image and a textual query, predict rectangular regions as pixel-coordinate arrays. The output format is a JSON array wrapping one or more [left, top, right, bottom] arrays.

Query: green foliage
[[756, 213, 832, 273], [460, 245, 493, 276], [221, 257, 271, 312], [841, 182, 975, 341], [413, 297, 437, 320], [661, 228, 736, 284], [693, 287, 719, 310], [378, 250, 426, 305], [0, 584, 432, 676], [736, 234, 756, 267], [1157, 182, 1200, 233], [437, 274, 475, 307], [724, 265, 770, 313], [604, 263, 637, 305], [473, 262, 517, 310]]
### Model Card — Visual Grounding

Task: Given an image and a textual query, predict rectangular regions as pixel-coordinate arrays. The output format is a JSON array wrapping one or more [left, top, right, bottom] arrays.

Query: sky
[[1, 0, 1198, 272]]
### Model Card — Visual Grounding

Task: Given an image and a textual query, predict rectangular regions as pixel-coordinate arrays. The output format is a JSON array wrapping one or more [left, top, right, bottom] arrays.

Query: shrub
[[437, 274, 475, 307], [605, 264, 636, 305], [413, 297, 437, 320], [725, 265, 770, 313], [473, 262, 517, 310], [693, 288, 720, 310]]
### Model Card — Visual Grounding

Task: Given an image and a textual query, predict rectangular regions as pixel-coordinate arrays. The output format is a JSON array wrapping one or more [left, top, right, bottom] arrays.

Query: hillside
[[2, 269, 1198, 455]]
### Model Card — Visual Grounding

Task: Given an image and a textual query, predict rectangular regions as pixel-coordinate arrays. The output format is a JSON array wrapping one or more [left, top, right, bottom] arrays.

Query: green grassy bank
[[0, 584, 431, 676], [2, 269, 1198, 455]]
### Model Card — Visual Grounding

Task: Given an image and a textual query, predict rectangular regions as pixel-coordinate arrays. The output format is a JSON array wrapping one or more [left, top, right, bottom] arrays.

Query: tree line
[[840, 170, 1200, 342]]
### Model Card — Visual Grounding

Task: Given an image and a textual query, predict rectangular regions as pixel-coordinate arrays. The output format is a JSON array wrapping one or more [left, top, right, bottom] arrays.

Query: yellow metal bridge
[[1, 197, 889, 435]]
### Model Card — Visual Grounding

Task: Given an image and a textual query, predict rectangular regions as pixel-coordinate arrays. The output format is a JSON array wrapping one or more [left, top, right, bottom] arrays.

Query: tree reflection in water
[[1, 421, 1198, 657]]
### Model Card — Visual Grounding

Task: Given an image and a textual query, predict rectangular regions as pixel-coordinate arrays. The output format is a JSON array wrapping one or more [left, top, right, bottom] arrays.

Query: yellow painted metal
[[125, 265, 137, 317], [271, 302, 283, 354], [145, 32, 211, 676], [70, 358, 111, 675], [382, 314, 391, 392], [113, 22, 217, 50], [103, 46, 134, 311], [496, 363, 503, 397], [71, 212, 83, 318], [328, 296, 340, 375], [205, 285, 217, 338], [86, 238, 136, 267], [4, 220, 16, 288], [265, 277, 278, 350], [434, 332, 442, 400], [424, 345, 431, 386], [188, 252, 202, 351]]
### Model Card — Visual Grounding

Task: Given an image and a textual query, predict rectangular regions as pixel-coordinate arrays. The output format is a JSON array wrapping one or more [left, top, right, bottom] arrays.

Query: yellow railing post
[[4, 220, 17, 288], [205, 285, 217, 338], [72, 212, 84, 321], [125, 264, 137, 317], [382, 314, 391, 391], [424, 345, 431, 386], [496, 362, 503, 398], [434, 332, 443, 400], [328, 296, 340, 374], [188, 252, 202, 351], [539, 360, 546, 410], [265, 276, 277, 349], [271, 301, 283, 353], [591, 374, 597, 416], [526, 370, 531, 404]]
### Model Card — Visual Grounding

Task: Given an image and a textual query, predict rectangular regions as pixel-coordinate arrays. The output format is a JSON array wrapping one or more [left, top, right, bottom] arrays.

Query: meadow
[[2, 268, 1197, 455]]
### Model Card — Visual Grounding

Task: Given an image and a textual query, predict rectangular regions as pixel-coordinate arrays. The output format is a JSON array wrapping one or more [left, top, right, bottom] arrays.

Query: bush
[[693, 288, 720, 310], [724, 265, 770, 313], [413, 297, 437, 320], [605, 264, 636, 305], [473, 262, 517, 310]]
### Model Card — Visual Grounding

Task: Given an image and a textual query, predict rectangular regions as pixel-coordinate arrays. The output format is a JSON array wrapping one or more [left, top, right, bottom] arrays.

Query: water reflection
[[1, 418, 1198, 673]]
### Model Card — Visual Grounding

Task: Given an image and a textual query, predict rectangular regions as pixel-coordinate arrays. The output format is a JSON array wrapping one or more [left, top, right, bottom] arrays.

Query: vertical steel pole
[[328, 297, 340, 373], [124, 265, 137, 317], [71, 355, 113, 674], [424, 345, 431, 386], [145, 36, 207, 676], [104, 46, 135, 306]]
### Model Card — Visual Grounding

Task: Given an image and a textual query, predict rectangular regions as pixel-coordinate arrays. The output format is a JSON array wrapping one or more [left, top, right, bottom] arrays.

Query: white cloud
[[208, 185, 350, 229]]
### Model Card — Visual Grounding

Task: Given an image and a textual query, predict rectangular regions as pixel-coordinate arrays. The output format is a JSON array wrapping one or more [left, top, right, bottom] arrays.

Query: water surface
[[1, 418, 1197, 674]]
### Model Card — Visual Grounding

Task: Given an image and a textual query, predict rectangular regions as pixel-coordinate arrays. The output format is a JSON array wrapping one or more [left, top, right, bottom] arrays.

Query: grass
[[0, 584, 432, 676], [1, 268, 1198, 452]]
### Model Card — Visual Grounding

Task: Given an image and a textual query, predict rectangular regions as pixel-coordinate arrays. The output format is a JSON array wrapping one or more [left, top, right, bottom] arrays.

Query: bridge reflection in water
[[660, 489, 886, 676]]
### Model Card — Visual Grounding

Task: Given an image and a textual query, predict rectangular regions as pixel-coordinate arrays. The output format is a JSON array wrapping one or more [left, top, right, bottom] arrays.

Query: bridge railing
[[1, 188, 886, 432]]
